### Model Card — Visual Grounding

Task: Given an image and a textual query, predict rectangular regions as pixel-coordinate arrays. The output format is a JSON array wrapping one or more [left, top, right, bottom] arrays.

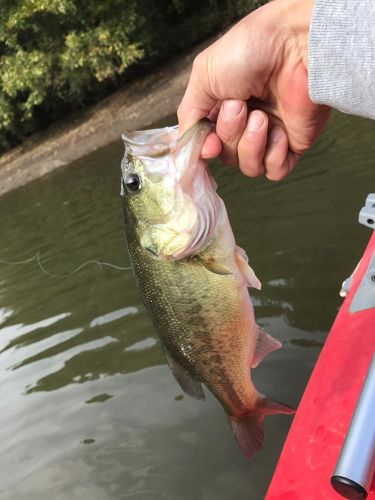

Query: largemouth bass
[[120, 120, 294, 458]]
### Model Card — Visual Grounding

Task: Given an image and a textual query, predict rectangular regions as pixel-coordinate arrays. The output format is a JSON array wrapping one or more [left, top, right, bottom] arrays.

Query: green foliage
[[0, 0, 263, 153]]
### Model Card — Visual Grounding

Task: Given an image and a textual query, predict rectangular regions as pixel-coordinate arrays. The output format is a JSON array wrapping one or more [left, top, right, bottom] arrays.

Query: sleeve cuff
[[308, 0, 375, 119]]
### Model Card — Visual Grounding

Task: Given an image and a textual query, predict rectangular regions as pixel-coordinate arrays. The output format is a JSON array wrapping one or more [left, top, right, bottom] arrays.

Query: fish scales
[[121, 120, 294, 458], [125, 218, 252, 414]]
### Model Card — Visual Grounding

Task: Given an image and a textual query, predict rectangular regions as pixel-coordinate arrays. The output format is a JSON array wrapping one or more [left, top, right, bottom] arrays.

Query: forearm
[[308, 0, 375, 119]]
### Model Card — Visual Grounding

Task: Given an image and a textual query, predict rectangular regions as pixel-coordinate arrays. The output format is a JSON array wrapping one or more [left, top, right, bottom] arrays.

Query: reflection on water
[[0, 111, 374, 499]]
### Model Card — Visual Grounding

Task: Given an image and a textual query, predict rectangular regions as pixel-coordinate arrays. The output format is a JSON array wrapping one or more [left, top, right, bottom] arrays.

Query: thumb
[[177, 54, 218, 134]]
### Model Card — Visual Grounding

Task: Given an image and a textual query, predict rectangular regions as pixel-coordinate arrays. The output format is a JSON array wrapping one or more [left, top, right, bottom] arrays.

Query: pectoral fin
[[164, 350, 205, 401], [251, 326, 282, 368], [194, 255, 232, 276], [235, 246, 261, 289]]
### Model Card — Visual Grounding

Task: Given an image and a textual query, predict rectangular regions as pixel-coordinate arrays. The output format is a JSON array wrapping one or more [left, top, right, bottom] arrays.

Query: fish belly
[[126, 226, 258, 416]]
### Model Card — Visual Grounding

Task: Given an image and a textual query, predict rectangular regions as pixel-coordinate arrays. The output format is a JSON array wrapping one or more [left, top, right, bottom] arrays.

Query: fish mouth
[[122, 119, 211, 163], [122, 126, 178, 158], [172, 119, 212, 185], [178, 118, 211, 144], [121, 119, 212, 226]]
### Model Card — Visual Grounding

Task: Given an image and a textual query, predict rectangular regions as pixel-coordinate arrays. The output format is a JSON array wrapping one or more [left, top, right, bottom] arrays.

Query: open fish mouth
[[122, 125, 178, 158], [122, 120, 211, 178]]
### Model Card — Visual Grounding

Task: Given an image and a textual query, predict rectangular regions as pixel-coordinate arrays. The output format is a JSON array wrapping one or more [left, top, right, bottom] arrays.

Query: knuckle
[[239, 158, 264, 177], [242, 128, 265, 150], [217, 127, 236, 144], [238, 137, 264, 167], [266, 167, 287, 181], [243, 166, 264, 178], [192, 52, 204, 72]]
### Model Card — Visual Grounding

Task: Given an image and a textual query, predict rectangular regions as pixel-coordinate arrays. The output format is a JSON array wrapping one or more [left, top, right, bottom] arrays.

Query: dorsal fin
[[251, 326, 282, 368]]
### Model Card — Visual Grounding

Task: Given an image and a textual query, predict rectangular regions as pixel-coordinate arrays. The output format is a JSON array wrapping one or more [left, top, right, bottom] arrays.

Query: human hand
[[177, 0, 331, 180]]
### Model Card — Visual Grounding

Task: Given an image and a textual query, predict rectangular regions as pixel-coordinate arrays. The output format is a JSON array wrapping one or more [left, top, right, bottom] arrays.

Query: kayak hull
[[266, 231, 375, 499]]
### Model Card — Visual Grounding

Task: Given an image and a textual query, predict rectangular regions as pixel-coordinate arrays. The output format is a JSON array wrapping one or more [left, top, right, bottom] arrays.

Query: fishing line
[[0, 251, 131, 278]]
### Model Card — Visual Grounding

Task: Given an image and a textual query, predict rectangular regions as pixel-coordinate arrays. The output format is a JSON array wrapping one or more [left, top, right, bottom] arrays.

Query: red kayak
[[267, 195, 375, 499]]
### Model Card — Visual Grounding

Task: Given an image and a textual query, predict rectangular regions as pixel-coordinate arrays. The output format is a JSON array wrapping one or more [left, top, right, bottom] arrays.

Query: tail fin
[[229, 413, 265, 459], [229, 396, 295, 459]]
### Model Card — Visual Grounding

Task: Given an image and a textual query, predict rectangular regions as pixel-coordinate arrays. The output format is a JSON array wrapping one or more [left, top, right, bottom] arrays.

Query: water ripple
[[90, 307, 138, 328], [0, 111, 373, 498]]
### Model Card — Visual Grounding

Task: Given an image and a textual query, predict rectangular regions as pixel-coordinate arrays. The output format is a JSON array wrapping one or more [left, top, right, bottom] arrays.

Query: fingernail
[[222, 99, 244, 118], [269, 126, 285, 144], [248, 111, 265, 132]]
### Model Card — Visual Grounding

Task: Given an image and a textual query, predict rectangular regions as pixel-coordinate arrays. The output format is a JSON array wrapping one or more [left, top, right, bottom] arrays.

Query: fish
[[120, 119, 294, 458]]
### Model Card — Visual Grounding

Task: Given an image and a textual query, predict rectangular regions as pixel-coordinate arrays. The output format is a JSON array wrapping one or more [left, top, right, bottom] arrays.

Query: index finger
[[177, 53, 218, 134]]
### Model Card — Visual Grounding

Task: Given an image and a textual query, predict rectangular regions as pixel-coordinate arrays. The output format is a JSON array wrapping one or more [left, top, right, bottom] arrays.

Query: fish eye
[[124, 173, 142, 193]]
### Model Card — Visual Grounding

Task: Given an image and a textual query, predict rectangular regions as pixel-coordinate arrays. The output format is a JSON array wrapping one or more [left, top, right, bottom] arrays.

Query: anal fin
[[261, 396, 295, 416], [165, 350, 205, 401], [251, 326, 282, 368]]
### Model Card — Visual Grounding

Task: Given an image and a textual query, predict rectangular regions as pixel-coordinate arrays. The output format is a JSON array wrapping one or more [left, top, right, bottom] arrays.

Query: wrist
[[279, 0, 314, 68]]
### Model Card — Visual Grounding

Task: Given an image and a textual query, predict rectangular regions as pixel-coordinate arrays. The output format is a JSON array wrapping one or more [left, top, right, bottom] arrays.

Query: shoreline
[[0, 42, 208, 197]]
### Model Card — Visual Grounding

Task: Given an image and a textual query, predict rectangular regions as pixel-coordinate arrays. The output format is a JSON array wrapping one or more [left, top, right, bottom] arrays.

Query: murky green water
[[0, 111, 373, 500]]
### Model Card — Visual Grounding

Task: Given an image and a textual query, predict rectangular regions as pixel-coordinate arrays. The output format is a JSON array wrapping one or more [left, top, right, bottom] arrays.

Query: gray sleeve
[[308, 0, 375, 119]]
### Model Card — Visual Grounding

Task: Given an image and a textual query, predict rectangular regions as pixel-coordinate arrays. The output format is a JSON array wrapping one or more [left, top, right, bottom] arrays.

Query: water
[[0, 111, 373, 499]]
